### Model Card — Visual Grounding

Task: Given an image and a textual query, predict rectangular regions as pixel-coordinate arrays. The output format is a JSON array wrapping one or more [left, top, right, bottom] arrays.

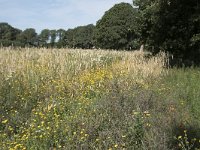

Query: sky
[[0, 0, 133, 33]]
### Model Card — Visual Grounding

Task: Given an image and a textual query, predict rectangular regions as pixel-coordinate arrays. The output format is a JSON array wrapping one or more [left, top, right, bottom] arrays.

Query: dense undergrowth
[[0, 48, 199, 150]]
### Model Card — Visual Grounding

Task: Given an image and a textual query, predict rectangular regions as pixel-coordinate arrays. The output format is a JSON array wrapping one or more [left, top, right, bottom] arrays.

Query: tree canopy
[[134, 0, 200, 65], [95, 3, 140, 50], [0, 23, 21, 46], [63, 24, 95, 49], [17, 28, 37, 46]]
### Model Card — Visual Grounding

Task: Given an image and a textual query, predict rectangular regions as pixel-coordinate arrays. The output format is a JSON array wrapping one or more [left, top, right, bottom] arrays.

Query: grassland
[[0, 48, 200, 150]]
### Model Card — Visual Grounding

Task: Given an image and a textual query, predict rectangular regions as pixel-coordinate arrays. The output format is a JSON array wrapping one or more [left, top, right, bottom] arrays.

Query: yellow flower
[[2, 119, 8, 124], [178, 136, 182, 139], [143, 111, 150, 117], [122, 135, 126, 138], [96, 138, 99, 141], [133, 112, 139, 115], [114, 144, 118, 148], [192, 138, 197, 141], [146, 123, 151, 127]]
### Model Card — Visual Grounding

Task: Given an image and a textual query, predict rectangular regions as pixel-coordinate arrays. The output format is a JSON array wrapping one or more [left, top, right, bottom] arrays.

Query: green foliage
[[0, 22, 21, 46], [49, 30, 57, 47], [175, 130, 197, 150], [95, 3, 140, 50], [157, 68, 200, 149], [39, 29, 50, 47], [63, 29, 74, 48], [17, 28, 37, 47], [56, 29, 66, 48], [162, 68, 200, 121], [134, 0, 200, 65], [64, 24, 95, 49]]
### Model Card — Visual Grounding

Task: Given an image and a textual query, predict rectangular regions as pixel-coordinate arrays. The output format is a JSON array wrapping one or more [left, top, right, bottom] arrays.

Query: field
[[0, 48, 200, 150]]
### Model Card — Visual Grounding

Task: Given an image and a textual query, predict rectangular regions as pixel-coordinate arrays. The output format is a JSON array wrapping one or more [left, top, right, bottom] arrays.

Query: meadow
[[0, 48, 200, 150]]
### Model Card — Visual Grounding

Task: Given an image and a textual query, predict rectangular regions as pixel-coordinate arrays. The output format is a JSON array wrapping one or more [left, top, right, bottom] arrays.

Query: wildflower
[[8, 126, 13, 131], [122, 135, 126, 138], [133, 111, 139, 115], [192, 138, 197, 141], [2, 119, 8, 124], [144, 111, 150, 117], [180, 101, 184, 105], [122, 143, 125, 147], [96, 138, 99, 142], [178, 136, 182, 139], [114, 144, 118, 148], [146, 123, 151, 127]]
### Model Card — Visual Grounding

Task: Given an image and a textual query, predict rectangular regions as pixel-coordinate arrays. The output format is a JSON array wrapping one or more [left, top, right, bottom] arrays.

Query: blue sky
[[0, 0, 133, 33]]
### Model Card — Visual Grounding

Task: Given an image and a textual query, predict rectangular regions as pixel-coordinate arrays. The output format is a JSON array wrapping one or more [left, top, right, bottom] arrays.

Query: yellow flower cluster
[[0, 48, 168, 149]]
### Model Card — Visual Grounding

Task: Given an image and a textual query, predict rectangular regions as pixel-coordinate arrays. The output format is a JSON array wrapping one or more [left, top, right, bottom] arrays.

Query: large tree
[[134, 0, 200, 65], [17, 28, 37, 46], [56, 29, 66, 48], [49, 30, 57, 47], [63, 29, 74, 48], [73, 24, 95, 49], [64, 24, 95, 49], [39, 29, 50, 47], [95, 3, 139, 50], [0, 22, 21, 46]]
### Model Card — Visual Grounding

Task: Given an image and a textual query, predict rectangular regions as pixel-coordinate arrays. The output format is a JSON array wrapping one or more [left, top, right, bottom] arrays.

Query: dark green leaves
[[95, 3, 140, 50], [134, 0, 200, 65]]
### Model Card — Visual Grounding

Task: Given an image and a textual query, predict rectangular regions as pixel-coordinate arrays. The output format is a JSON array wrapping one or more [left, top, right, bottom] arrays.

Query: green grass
[[150, 68, 200, 149], [163, 68, 200, 120]]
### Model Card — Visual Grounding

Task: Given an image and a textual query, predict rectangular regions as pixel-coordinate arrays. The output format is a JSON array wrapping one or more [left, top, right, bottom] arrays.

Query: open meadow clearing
[[0, 48, 200, 150]]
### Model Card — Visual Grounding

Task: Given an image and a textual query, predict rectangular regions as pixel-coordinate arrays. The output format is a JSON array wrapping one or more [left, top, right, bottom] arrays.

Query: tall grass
[[0, 47, 199, 150]]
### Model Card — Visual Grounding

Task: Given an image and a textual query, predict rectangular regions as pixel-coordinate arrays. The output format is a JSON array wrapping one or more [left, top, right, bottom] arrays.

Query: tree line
[[0, 1, 199, 65], [0, 23, 95, 49]]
